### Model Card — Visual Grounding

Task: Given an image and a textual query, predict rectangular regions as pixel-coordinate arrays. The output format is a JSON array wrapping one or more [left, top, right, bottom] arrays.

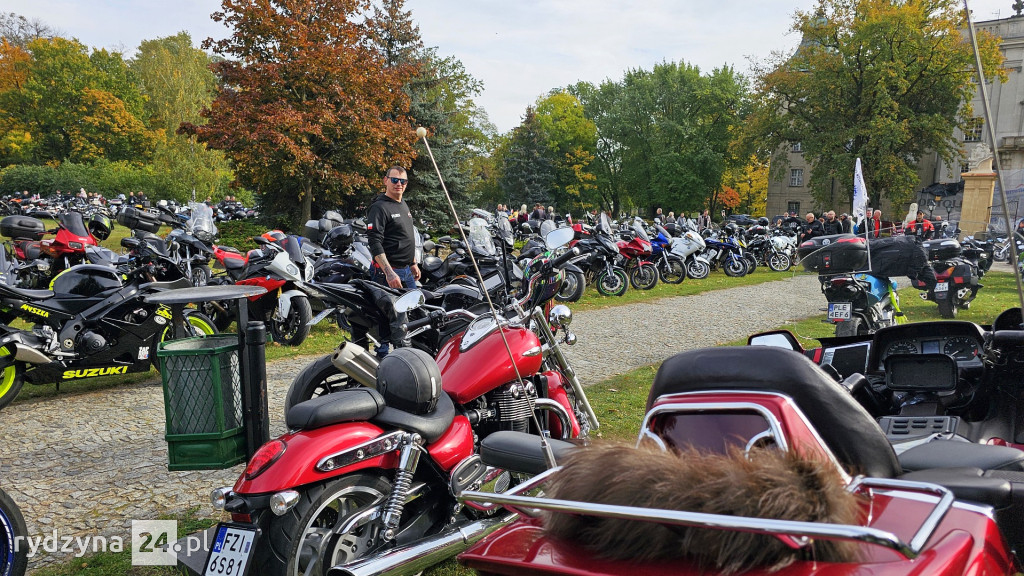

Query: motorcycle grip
[[549, 246, 580, 269], [402, 315, 435, 332]]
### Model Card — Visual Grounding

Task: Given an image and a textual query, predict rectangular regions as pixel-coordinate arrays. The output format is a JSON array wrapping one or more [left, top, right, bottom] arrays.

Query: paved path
[[0, 274, 829, 571]]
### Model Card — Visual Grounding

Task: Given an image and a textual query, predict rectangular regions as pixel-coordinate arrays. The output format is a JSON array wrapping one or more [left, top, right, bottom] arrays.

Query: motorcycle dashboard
[[866, 320, 985, 373]]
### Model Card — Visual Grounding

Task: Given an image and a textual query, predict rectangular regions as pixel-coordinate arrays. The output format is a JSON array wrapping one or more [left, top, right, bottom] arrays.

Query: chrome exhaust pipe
[[330, 341, 379, 388], [328, 512, 518, 576]]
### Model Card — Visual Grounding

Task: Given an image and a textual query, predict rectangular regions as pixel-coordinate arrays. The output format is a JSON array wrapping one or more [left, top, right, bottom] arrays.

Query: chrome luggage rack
[[459, 469, 954, 560]]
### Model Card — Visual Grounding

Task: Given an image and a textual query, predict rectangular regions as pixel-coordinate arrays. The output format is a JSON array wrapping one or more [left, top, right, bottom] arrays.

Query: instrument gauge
[[943, 336, 979, 361], [885, 340, 918, 356]]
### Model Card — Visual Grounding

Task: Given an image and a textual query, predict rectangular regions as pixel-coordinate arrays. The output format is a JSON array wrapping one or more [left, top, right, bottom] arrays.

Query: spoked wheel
[[658, 257, 685, 284], [284, 355, 355, 413], [0, 488, 27, 576], [190, 265, 212, 287], [768, 253, 792, 272], [270, 295, 313, 346], [629, 262, 658, 290], [686, 259, 710, 279], [596, 268, 628, 297], [743, 253, 757, 273], [266, 474, 391, 576], [555, 269, 585, 302]]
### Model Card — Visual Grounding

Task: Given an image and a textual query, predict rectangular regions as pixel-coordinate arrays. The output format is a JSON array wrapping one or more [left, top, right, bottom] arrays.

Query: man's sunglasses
[[389, 177, 408, 185]]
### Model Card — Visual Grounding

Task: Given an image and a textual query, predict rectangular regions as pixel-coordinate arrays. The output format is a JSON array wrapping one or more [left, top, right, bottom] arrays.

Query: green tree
[[533, 90, 597, 217], [749, 0, 1004, 208], [499, 107, 555, 210], [182, 0, 416, 229], [131, 32, 234, 201], [0, 37, 156, 165]]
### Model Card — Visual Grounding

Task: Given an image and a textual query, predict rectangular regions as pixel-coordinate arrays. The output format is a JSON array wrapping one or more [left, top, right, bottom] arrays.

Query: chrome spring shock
[[381, 433, 422, 540]]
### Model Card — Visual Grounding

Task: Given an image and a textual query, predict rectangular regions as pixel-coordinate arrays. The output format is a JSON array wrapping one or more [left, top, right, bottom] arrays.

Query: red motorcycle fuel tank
[[436, 321, 543, 404]]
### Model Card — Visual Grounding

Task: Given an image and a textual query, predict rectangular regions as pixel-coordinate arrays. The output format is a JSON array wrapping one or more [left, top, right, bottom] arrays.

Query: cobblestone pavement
[[1, 274, 832, 572]]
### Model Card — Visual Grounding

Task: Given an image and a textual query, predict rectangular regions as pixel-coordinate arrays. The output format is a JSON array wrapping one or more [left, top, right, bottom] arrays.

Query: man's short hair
[[386, 165, 407, 177]]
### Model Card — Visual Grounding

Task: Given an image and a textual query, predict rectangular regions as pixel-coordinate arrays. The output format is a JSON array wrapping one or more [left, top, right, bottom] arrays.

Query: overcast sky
[[0, 0, 1014, 132]]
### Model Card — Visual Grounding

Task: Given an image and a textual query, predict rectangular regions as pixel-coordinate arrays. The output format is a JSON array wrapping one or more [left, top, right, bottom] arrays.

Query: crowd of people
[[778, 207, 955, 245]]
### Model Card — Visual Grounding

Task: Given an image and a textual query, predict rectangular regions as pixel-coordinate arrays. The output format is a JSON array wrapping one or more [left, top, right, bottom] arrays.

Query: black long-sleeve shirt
[[366, 194, 416, 267]]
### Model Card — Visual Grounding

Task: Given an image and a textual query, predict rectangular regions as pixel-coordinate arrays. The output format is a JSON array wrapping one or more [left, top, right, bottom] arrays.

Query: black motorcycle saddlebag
[[0, 215, 46, 240], [922, 238, 962, 261], [116, 206, 162, 233], [798, 234, 867, 273], [868, 236, 930, 279]]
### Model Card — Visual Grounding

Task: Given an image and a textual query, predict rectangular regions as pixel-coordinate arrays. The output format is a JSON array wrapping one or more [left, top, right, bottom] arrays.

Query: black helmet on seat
[[325, 224, 354, 253], [376, 348, 441, 414], [88, 213, 113, 241]]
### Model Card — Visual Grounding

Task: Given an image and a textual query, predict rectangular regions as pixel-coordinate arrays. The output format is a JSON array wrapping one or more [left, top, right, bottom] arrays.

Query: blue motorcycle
[[650, 224, 686, 283], [702, 229, 749, 277]]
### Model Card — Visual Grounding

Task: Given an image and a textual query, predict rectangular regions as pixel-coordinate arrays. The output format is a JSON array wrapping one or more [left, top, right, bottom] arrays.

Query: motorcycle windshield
[[280, 235, 306, 264], [632, 222, 650, 242], [497, 217, 514, 247], [60, 211, 91, 237], [539, 220, 556, 239], [468, 218, 496, 256], [189, 203, 218, 240], [598, 213, 612, 235]]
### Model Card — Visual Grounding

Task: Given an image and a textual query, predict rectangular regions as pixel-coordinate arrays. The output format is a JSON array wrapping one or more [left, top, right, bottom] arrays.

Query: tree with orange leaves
[[181, 0, 417, 229]]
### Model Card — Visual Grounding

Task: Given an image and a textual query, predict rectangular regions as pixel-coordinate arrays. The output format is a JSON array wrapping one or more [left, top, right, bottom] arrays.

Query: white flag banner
[[852, 157, 868, 221]]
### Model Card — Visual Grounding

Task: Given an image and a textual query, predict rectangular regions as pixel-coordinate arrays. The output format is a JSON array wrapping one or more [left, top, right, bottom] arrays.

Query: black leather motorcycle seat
[[372, 392, 456, 444], [224, 258, 245, 271], [0, 283, 54, 300], [285, 388, 386, 431], [898, 440, 1024, 473], [650, 347, 902, 479], [479, 431, 578, 475], [899, 467, 1013, 509]]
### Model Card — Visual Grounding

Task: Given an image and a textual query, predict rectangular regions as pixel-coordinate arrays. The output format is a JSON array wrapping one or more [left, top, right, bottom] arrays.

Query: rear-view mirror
[[394, 289, 425, 313], [747, 330, 802, 351], [545, 227, 574, 250]]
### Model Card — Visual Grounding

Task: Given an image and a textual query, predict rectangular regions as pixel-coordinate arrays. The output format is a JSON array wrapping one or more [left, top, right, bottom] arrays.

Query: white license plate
[[828, 302, 852, 321], [934, 282, 948, 293], [203, 525, 257, 576]]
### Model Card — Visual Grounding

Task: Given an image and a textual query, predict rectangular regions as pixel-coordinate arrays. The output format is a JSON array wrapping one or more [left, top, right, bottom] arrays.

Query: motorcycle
[[572, 214, 627, 297], [648, 224, 686, 284], [0, 236, 217, 409], [204, 227, 597, 576], [0, 211, 112, 289], [162, 203, 218, 287], [910, 238, 982, 319], [616, 219, 658, 290], [798, 233, 901, 336], [702, 227, 749, 277], [0, 485, 26, 576], [209, 231, 316, 345], [745, 224, 793, 272], [454, 324, 1024, 576]]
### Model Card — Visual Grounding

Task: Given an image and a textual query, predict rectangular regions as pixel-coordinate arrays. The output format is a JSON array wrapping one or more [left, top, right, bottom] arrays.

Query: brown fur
[[543, 443, 863, 574]]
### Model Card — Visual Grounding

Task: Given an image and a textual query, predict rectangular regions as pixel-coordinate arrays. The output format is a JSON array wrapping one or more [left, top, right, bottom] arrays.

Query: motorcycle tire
[[834, 317, 866, 337], [270, 295, 313, 346], [724, 256, 747, 277], [629, 262, 658, 290], [686, 260, 710, 280], [596, 268, 628, 297], [265, 473, 391, 576], [743, 253, 758, 273], [190, 264, 212, 287], [937, 297, 958, 319], [0, 348, 24, 411], [284, 355, 354, 414], [768, 253, 792, 272], [555, 269, 585, 302], [658, 257, 686, 284], [993, 247, 1008, 262], [0, 488, 27, 576]]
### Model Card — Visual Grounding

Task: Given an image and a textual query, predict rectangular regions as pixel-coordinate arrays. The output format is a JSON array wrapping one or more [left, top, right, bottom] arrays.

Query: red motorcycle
[[616, 218, 658, 290], [205, 234, 596, 576], [1, 211, 112, 289], [456, 341, 1024, 576]]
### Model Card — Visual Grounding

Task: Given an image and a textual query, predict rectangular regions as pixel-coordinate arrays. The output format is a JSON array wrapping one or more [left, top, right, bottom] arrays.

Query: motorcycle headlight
[[548, 304, 572, 328], [304, 261, 313, 281], [286, 263, 299, 276]]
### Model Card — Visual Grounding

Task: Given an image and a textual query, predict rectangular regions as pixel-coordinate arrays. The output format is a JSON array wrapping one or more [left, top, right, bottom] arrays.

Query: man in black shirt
[[799, 212, 824, 243], [823, 210, 842, 235], [366, 165, 419, 290]]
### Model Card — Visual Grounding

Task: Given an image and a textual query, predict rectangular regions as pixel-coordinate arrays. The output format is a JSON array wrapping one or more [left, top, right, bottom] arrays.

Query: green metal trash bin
[[157, 336, 246, 470]]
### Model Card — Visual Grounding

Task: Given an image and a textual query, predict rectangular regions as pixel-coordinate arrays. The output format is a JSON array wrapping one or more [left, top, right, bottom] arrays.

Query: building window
[[787, 201, 800, 214], [791, 141, 802, 153], [964, 118, 984, 143], [789, 168, 804, 187]]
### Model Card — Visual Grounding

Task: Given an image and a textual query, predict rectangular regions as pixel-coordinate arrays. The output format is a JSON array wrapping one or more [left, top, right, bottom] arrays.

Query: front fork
[[529, 306, 599, 433]]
